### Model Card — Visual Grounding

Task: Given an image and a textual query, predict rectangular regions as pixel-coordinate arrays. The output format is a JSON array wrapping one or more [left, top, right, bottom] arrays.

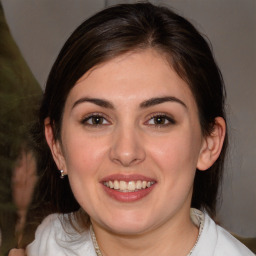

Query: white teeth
[[109, 180, 114, 188], [104, 180, 155, 192], [136, 180, 142, 190], [120, 181, 127, 190], [128, 181, 136, 191], [114, 180, 119, 190], [142, 181, 147, 189]]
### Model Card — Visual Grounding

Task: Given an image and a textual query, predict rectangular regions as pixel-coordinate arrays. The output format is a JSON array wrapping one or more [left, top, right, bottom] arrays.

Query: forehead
[[66, 49, 197, 111]]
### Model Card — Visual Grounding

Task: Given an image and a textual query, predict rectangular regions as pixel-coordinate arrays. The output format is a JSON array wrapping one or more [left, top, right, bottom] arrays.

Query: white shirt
[[26, 209, 254, 256]]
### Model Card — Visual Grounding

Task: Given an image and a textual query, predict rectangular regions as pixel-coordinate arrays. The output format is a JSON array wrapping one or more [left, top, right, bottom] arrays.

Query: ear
[[197, 117, 226, 171], [44, 117, 66, 171]]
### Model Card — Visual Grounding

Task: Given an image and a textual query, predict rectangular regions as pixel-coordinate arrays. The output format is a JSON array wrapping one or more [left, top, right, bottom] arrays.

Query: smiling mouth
[[103, 180, 155, 192]]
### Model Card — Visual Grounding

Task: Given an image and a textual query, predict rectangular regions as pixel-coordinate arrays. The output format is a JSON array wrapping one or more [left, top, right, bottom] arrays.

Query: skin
[[12, 149, 37, 243], [8, 249, 26, 256], [44, 49, 225, 256]]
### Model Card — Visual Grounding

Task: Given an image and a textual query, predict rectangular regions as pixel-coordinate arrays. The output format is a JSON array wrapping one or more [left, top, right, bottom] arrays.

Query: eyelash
[[81, 113, 111, 127], [146, 113, 176, 127], [80, 113, 176, 128]]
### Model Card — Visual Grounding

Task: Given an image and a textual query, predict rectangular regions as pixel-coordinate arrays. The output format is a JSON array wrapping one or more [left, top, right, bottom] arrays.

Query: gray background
[[2, 0, 255, 237]]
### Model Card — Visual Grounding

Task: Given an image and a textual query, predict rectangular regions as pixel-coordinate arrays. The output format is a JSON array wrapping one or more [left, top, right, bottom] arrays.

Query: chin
[[100, 212, 156, 236], [109, 223, 151, 236]]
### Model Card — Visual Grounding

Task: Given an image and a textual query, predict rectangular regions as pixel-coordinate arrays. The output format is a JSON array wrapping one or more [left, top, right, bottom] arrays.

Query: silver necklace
[[90, 220, 203, 256], [90, 225, 103, 256], [187, 218, 203, 256]]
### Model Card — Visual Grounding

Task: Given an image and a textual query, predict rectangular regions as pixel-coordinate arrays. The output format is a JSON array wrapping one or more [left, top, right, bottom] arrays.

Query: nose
[[109, 125, 146, 167]]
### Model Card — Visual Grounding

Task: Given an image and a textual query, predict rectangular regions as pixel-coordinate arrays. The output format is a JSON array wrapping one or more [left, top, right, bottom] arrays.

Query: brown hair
[[22, 2, 228, 246]]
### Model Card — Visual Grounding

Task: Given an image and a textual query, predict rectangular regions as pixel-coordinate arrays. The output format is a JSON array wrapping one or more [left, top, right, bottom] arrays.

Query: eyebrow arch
[[72, 96, 187, 110], [140, 96, 187, 109], [72, 97, 114, 109]]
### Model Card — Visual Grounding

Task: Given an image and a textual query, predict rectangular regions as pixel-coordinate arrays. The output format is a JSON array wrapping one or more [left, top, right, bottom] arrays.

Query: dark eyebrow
[[72, 96, 186, 110], [72, 97, 114, 109], [140, 96, 187, 109]]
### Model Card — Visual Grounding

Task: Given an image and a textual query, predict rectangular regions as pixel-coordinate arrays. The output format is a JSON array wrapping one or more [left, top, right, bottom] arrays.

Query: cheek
[[148, 130, 201, 173], [61, 132, 110, 181], [61, 135, 109, 211], [147, 131, 201, 206]]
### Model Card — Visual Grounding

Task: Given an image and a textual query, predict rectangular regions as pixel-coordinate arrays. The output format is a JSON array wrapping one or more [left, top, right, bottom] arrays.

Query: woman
[[10, 2, 254, 255]]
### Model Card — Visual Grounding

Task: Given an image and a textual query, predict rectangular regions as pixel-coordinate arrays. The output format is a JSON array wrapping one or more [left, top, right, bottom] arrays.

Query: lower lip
[[102, 184, 155, 202]]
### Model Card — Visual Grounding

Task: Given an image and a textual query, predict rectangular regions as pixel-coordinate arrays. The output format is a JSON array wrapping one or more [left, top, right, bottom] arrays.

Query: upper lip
[[100, 174, 156, 183]]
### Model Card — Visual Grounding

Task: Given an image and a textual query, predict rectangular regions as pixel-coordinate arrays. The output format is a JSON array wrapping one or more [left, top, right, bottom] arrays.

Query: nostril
[[109, 129, 146, 166], [109, 146, 146, 166], [111, 156, 141, 167]]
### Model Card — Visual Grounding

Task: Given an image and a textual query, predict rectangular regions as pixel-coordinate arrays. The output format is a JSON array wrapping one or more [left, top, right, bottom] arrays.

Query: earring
[[60, 170, 66, 179]]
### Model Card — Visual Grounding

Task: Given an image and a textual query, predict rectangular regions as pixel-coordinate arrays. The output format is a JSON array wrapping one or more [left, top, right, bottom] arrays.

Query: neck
[[91, 209, 199, 256]]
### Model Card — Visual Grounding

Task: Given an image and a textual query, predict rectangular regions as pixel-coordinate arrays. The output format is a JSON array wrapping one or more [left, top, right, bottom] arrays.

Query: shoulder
[[214, 223, 254, 256], [26, 213, 96, 256], [28, 213, 61, 243], [26, 214, 62, 255], [192, 210, 254, 256]]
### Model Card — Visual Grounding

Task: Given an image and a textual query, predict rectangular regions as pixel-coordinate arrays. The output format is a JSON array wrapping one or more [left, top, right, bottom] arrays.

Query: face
[[48, 49, 211, 235]]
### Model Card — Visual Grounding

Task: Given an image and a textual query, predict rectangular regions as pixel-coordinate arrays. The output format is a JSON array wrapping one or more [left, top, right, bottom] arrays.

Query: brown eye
[[91, 116, 104, 125], [82, 114, 109, 126], [153, 116, 166, 125], [147, 114, 176, 126]]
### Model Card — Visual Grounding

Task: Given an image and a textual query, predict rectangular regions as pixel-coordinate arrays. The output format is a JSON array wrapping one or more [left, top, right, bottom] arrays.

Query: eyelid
[[80, 112, 112, 125], [144, 112, 176, 126]]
